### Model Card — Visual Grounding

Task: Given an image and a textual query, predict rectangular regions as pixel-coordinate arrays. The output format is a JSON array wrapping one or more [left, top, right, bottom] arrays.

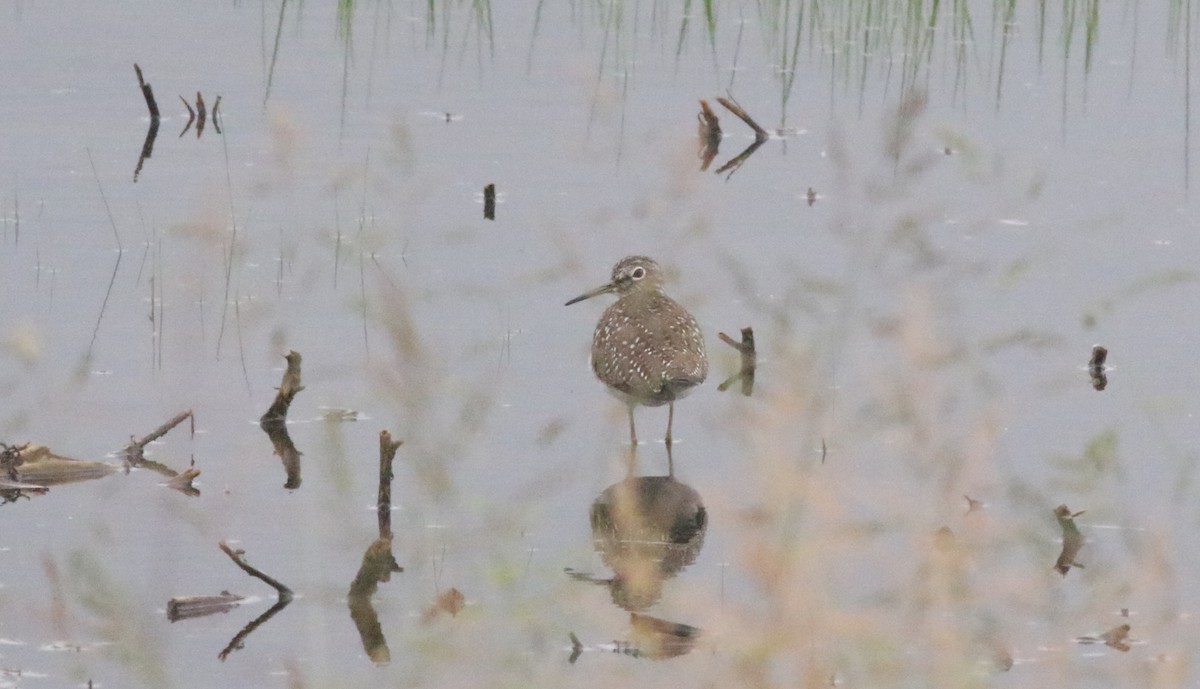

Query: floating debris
[[1076, 623, 1131, 652], [422, 588, 465, 621]]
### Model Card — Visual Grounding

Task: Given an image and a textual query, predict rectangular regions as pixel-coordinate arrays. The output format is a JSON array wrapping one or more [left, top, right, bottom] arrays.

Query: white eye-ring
[[631, 267, 646, 280]]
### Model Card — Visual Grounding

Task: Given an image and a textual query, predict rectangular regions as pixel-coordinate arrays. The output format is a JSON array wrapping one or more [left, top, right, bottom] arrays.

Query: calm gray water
[[1, 1, 1198, 687]]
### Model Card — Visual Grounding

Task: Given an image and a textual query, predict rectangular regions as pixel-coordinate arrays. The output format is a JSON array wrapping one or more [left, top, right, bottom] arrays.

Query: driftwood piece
[[1053, 504, 1086, 576], [716, 327, 756, 396], [218, 541, 293, 599], [2, 443, 120, 487], [167, 591, 245, 622]]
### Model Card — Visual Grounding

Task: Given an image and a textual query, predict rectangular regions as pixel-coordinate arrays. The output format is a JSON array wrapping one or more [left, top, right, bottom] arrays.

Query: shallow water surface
[[1, 2, 1198, 687]]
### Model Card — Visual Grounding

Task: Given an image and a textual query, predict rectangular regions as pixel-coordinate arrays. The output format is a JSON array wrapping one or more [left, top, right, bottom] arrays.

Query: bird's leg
[[665, 401, 675, 447], [628, 406, 638, 446]]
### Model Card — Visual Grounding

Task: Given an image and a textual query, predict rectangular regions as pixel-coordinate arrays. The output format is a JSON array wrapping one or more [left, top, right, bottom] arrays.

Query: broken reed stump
[[260, 351, 304, 425], [1089, 345, 1108, 391], [378, 431, 402, 539], [218, 541, 293, 600], [483, 183, 496, 220], [134, 63, 159, 120], [716, 327, 756, 396], [1053, 504, 1086, 576], [260, 351, 304, 488]]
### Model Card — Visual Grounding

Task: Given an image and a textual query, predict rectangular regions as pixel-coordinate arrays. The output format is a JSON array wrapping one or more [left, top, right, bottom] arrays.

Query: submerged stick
[[716, 327, 756, 395], [134, 64, 159, 120], [378, 431, 402, 539], [218, 541, 293, 600], [126, 410, 195, 455]]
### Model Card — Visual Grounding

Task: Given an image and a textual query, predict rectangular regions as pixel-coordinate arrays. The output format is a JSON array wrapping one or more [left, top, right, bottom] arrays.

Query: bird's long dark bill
[[564, 281, 617, 306]]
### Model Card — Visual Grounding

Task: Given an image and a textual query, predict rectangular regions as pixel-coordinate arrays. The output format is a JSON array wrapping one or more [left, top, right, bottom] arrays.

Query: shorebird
[[566, 256, 707, 446]]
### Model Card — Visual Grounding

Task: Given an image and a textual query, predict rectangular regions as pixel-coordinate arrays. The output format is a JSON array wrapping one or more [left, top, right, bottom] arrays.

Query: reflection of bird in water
[[566, 256, 707, 446], [573, 475, 706, 611]]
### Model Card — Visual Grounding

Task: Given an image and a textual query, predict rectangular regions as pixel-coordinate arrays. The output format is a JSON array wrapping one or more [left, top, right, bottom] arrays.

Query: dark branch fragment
[[1053, 504, 1086, 576]]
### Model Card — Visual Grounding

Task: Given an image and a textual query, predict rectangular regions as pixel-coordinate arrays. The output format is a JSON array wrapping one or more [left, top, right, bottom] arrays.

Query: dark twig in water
[[123, 409, 195, 463], [218, 596, 291, 661], [1089, 345, 1108, 391], [1053, 504, 1086, 576], [195, 92, 207, 138], [377, 431, 402, 539], [483, 183, 496, 220], [134, 64, 159, 120], [212, 95, 222, 134], [568, 632, 584, 664], [178, 95, 196, 138], [716, 327, 756, 395], [218, 541, 293, 600], [716, 95, 768, 142]]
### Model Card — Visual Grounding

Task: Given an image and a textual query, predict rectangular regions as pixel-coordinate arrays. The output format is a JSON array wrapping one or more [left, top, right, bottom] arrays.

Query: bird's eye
[[631, 267, 646, 280]]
